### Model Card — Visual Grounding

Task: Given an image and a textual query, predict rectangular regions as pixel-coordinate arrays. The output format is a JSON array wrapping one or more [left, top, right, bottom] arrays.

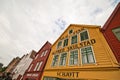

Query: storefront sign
[[57, 72, 79, 78], [52, 39, 96, 54]]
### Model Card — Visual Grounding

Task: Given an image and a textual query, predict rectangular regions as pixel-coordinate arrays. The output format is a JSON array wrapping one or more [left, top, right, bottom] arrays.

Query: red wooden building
[[23, 41, 52, 80], [102, 2, 120, 63]]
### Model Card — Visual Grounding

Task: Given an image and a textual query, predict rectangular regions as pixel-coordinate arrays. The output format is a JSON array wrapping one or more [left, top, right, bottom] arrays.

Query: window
[[41, 50, 48, 57], [57, 41, 62, 49], [28, 64, 33, 71], [44, 50, 48, 56], [63, 38, 68, 47], [69, 29, 73, 34], [34, 54, 39, 59], [51, 55, 59, 66], [41, 52, 44, 57], [69, 50, 78, 65], [37, 61, 43, 71], [71, 35, 77, 44], [81, 46, 95, 64], [34, 62, 39, 71], [59, 53, 67, 66], [112, 27, 120, 41], [80, 30, 89, 41]]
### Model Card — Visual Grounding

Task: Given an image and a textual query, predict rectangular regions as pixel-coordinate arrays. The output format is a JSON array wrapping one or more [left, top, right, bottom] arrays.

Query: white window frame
[[63, 38, 68, 47], [34, 54, 39, 59], [41, 50, 48, 57], [112, 27, 120, 41], [51, 54, 59, 67], [71, 34, 78, 45], [56, 40, 63, 49], [69, 49, 78, 66], [80, 29, 90, 42], [34, 62, 39, 71], [44, 50, 48, 56], [80, 46, 96, 65], [37, 61, 43, 71], [41, 51, 45, 57], [59, 52, 67, 66]]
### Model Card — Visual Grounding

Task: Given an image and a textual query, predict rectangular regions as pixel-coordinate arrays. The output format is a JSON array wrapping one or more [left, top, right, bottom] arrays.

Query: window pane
[[44, 50, 48, 56], [70, 52, 74, 65], [112, 27, 120, 41], [34, 62, 39, 71], [88, 54, 94, 63], [82, 55, 87, 64], [71, 35, 77, 44], [60, 53, 67, 65], [57, 41, 62, 49], [63, 39, 68, 47], [41, 52, 44, 57], [69, 29, 73, 34], [52, 55, 59, 66], [80, 30, 89, 41], [37, 61, 43, 71], [69, 50, 78, 65], [81, 46, 95, 64], [35, 54, 39, 59]]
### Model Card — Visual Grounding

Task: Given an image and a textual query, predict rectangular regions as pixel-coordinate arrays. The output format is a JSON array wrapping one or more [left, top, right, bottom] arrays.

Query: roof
[[102, 2, 120, 30]]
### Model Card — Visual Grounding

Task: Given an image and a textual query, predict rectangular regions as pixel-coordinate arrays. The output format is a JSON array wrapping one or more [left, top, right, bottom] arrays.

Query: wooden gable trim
[[102, 2, 120, 30]]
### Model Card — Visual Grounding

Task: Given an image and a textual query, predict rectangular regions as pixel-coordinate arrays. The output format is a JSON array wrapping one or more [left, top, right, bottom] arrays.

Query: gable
[[52, 24, 100, 48]]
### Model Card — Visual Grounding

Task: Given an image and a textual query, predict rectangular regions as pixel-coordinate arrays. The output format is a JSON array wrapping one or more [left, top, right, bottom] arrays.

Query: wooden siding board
[[102, 3, 120, 63]]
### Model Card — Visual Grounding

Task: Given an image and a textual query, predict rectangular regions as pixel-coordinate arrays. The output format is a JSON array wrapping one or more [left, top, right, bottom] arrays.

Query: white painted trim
[[51, 54, 59, 67], [63, 38, 68, 48], [70, 34, 78, 45], [79, 29, 90, 42], [59, 52, 67, 66], [56, 40, 63, 49], [80, 46, 96, 65], [68, 49, 79, 66]]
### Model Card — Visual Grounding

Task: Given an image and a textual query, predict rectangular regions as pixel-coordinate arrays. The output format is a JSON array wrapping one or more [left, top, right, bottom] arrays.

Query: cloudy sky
[[0, 0, 119, 66]]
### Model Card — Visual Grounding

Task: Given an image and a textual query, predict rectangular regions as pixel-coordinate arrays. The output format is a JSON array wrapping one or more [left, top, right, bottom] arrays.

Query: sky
[[0, 0, 120, 66]]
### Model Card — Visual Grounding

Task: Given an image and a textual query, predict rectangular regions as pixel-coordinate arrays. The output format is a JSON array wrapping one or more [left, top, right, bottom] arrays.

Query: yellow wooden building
[[42, 24, 120, 80]]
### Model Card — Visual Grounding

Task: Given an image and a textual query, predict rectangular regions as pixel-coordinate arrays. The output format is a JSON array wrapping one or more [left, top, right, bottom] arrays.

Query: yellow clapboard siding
[[42, 24, 120, 80]]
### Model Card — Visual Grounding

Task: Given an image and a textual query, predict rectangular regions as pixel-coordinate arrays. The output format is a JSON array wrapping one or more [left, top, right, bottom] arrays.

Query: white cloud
[[0, 0, 119, 66]]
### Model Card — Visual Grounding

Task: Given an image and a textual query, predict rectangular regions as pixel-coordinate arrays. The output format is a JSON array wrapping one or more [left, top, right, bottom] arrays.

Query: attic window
[[57, 41, 62, 49], [69, 29, 73, 34], [112, 27, 120, 41]]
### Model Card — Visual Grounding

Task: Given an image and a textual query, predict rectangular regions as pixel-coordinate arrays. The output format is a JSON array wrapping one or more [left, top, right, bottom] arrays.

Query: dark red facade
[[23, 41, 52, 80], [102, 2, 120, 63]]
